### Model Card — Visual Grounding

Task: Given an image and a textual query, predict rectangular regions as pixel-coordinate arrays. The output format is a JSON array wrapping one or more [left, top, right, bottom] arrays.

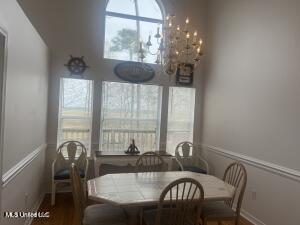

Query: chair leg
[[139, 208, 143, 225], [235, 217, 240, 225], [51, 182, 56, 206], [82, 180, 87, 199]]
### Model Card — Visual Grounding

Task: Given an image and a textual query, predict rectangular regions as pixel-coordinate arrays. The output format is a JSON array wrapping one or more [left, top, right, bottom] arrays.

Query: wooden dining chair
[[143, 178, 205, 225], [136, 151, 168, 224], [201, 162, 247, 225], [136, 151, 167, 172], [70, 163, 127, 225]]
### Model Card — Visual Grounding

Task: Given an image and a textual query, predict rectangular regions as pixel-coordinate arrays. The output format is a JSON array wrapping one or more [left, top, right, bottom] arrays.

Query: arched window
[[104, 0, 164, 63]]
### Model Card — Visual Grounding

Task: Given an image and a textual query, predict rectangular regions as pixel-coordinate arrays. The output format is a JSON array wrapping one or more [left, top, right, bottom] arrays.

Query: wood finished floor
[[32, 193, 252, 225]]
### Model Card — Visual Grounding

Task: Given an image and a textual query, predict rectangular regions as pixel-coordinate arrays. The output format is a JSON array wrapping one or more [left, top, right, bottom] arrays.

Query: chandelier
[[138, 15, 204, 76]]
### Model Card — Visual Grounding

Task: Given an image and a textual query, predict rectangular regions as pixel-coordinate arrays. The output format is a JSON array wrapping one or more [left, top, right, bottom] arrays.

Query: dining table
[[87, 171, 235, 225]]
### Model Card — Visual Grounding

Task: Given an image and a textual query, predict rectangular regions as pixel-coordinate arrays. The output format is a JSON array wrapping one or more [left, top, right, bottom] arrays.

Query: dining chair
[[51, 141, 88, 205], [175, 142, 209, 174], [136, 151, 167, 172], [70, 163, 127, 225], [136, 151, 168, 224], [143, 177, 205, 225], [201, 162, 247, 225]]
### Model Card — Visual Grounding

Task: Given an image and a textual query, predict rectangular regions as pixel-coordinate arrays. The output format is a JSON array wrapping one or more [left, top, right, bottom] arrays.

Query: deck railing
[[61, 128, 157, 152], [101, 129, 157, 151]]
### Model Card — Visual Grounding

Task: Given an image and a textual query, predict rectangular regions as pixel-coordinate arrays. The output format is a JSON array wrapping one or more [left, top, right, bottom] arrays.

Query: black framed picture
[[176, 63, 194, 86]]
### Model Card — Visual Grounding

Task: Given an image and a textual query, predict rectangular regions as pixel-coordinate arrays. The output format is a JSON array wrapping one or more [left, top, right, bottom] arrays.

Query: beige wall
[[0, 0, 49, 224], [202, 0, 300, 224], [1, 148, 46, 225], [0, 0, 49, 174], [204, 149, 300, 225], [203, 0, 300, 171]]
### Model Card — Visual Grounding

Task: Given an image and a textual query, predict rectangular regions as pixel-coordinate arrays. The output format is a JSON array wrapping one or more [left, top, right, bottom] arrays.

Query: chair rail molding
[[202, 144, 300, 182], [2, 143, 47, 187]]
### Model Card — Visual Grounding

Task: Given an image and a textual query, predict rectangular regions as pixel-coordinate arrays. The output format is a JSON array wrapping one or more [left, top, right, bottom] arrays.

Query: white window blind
[[57, 78, 93, 155], [100, 81, 162, 152], [166, 87, 195, 155]]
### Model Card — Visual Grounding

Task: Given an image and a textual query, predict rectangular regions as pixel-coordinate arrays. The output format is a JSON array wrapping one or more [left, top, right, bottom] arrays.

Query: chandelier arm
[[146, 46, 160, 56], [139, 16, 203, 75]]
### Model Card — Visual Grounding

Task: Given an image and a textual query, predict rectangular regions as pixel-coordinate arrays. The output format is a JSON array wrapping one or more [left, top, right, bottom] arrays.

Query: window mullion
[[159, 86, 169, 152], [106, 11, 163, 24], [134, 0, 141, 62]]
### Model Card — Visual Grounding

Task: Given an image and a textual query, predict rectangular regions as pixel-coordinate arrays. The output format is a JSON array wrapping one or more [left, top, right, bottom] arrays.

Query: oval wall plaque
[[114, 62, 155, 83]]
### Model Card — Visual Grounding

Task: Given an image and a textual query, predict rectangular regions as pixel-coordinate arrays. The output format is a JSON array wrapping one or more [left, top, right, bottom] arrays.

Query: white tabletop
[[87, 171, 235, 207]]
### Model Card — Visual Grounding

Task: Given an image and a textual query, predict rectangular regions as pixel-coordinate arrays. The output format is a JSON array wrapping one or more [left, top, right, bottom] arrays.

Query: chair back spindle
[[155, 178, 204, 225], [223, 162, 247, 216], [136, 151, 166, 172]]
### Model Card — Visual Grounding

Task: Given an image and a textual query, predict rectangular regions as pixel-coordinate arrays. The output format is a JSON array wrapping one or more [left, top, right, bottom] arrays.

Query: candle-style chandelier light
[[138, 15, 204, 76]]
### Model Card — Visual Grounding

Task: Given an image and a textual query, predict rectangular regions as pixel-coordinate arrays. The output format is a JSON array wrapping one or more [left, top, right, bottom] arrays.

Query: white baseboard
[[23, 192, 45, 225], [241, 209, 266, 225]]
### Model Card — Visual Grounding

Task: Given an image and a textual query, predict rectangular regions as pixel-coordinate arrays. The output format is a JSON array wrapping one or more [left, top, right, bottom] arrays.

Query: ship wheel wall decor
[[64, 55, 89, 76]]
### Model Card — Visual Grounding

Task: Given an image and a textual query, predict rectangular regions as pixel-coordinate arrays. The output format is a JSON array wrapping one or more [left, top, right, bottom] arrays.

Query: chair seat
[[54, 168, 85, 180], [201, 202, 236, 219], [143, 209, 194, 225], [182, 166, 207, 174], [83, 204, 127, 225]]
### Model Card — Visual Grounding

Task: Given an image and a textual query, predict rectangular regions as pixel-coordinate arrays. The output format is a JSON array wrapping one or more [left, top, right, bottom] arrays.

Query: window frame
[[55, 78, 198, 157], [99, 80, 163, 152], [166, 86, 196, 155], [103, 0, 165, 61], [57, 77, 94, 157]]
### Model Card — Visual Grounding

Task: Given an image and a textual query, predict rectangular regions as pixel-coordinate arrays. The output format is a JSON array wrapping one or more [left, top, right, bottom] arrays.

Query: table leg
[[94, 159, 100, 177], [124, 206, 140, 225]]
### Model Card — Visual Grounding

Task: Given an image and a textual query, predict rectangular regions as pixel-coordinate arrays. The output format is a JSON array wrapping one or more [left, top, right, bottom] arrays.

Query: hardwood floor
[[31, 193, 80, 225], [32, 193, 252, 225]]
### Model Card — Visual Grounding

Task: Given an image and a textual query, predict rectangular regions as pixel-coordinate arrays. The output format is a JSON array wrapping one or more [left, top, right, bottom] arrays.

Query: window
[[166, 87, 195, 155], [100, 81, 162, 151], [57, 78, 93, 155], [104, 0, 163, 63]]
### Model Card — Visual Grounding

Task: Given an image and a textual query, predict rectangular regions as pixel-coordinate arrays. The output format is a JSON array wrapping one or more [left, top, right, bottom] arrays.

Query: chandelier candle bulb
[[184, 17, 189, 32], [147, 35, 152, 47], [193, 31, 198, 43], [197, 47, 201, 53], [176, 25, 181, 39], [139, 41, 143, 51], [138, 14, 203, 76], [185, 17, 190, 24], [159, 39, 164, 50], [199, 39, 203, 46], [186, 32, 190, 39]]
